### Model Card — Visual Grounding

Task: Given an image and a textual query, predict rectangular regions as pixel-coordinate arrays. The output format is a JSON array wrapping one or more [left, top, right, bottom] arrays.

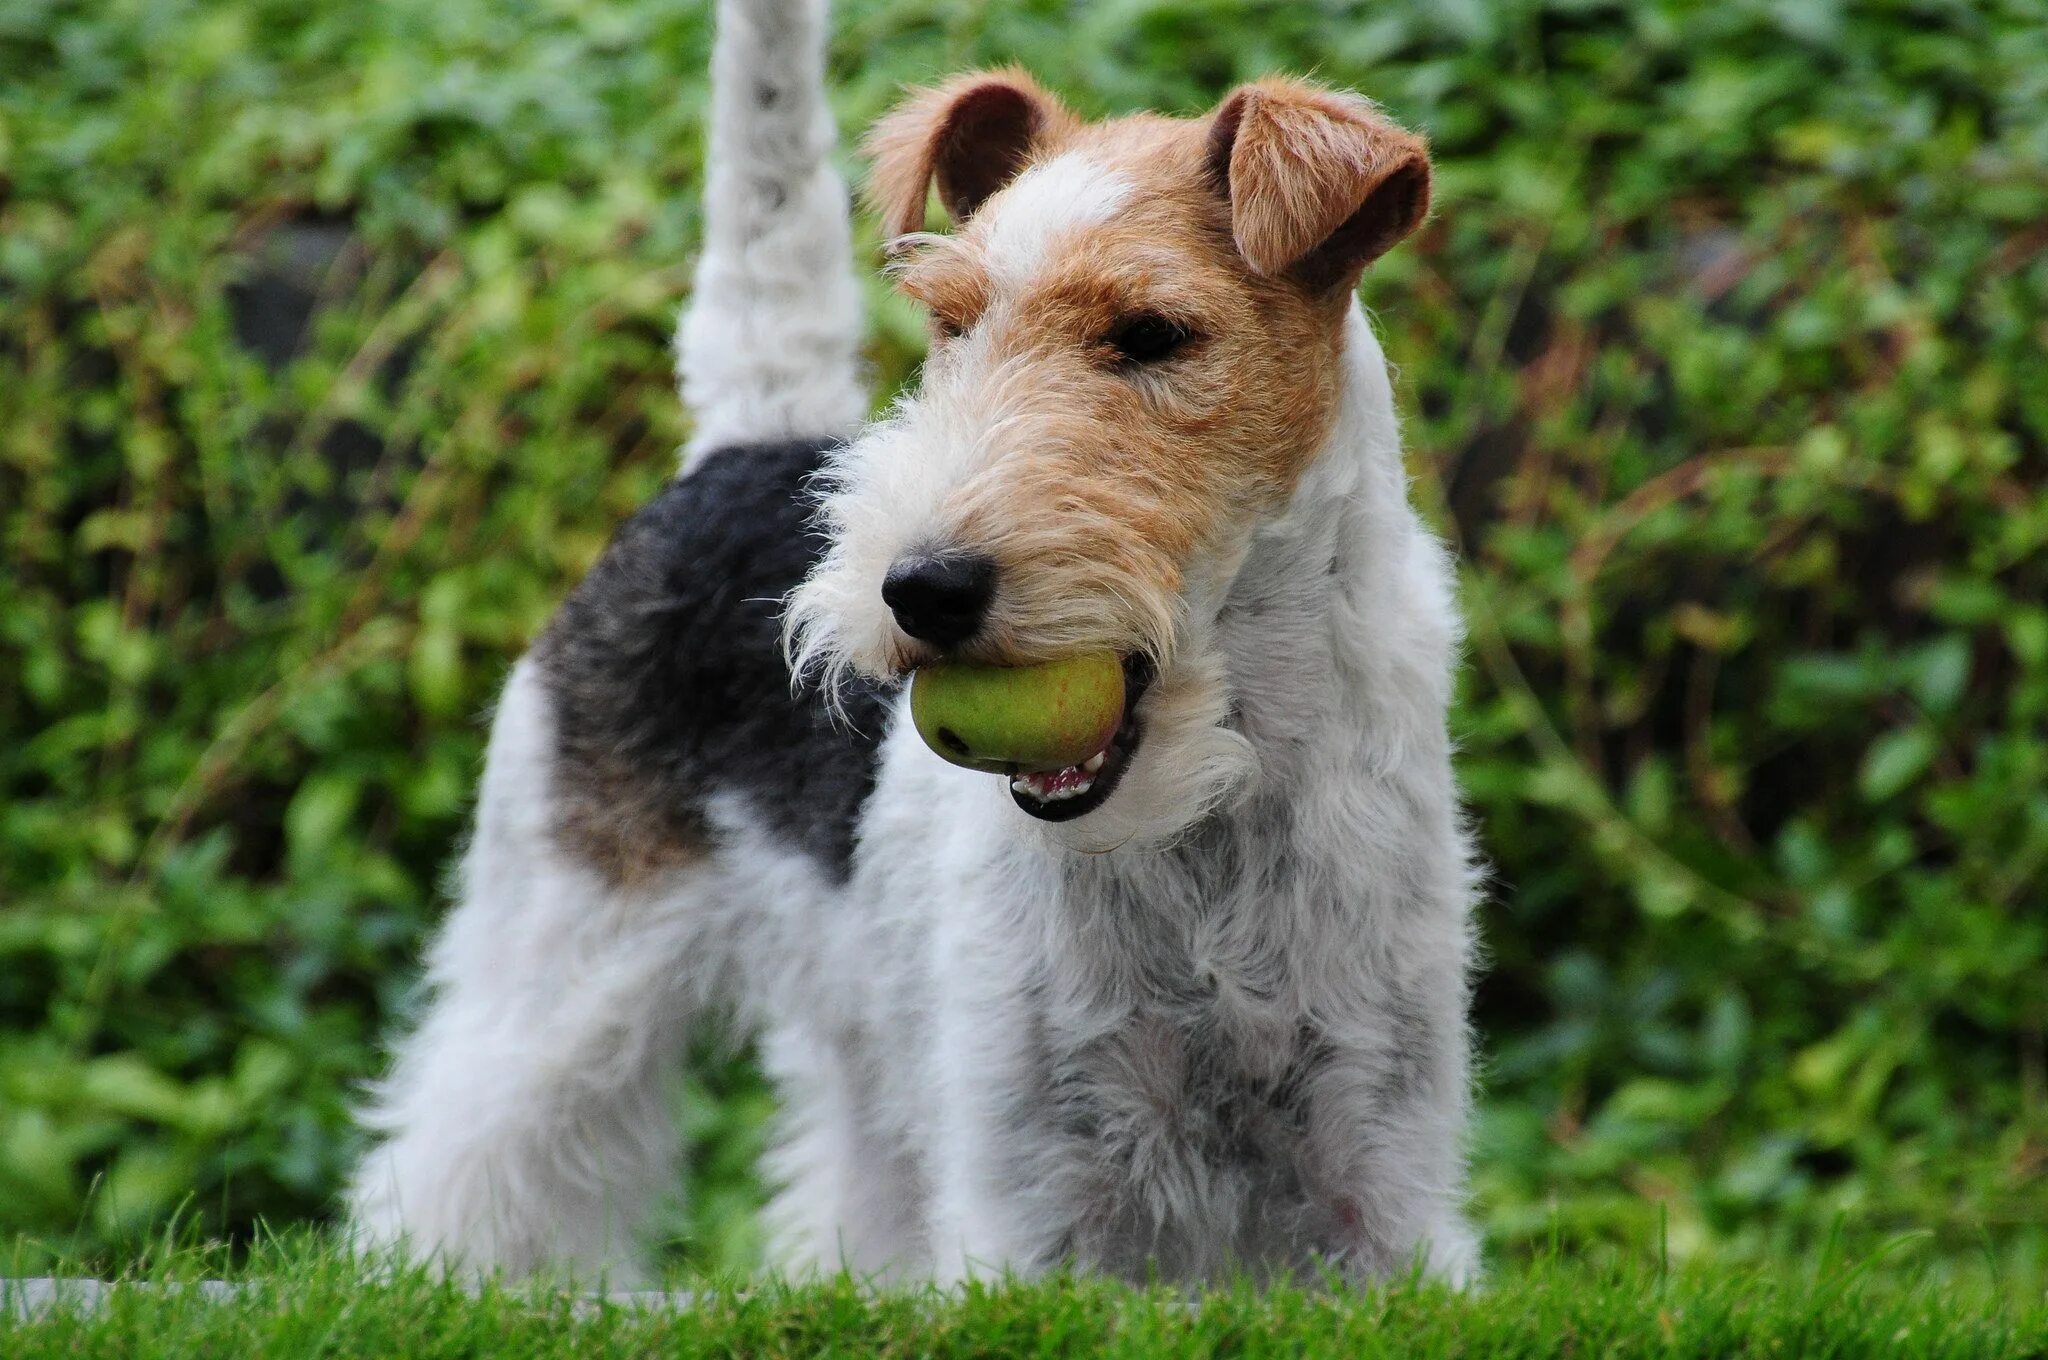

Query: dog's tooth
[[1083, 753, 1106, 774]]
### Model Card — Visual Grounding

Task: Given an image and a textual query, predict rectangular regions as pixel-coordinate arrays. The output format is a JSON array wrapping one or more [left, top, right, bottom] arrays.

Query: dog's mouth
[[1008, 654, 1153, 822]]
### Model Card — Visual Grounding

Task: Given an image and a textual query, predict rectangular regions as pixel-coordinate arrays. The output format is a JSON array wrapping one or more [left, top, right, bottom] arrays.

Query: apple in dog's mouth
[[908, 652, 1153, 821]]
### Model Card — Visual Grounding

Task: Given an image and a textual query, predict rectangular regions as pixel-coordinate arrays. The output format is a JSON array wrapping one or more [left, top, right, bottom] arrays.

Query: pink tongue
[[1022, 764, 1090, 796]]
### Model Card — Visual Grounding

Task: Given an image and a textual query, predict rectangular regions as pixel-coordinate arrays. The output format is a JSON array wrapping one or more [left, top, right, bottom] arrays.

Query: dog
[[347, 0, 1482, 1288]]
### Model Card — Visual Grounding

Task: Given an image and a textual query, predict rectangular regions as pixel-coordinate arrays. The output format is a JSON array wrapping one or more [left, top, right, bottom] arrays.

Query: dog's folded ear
[[1205, 78, 1431, 292], [865, 69, 1075, 239]]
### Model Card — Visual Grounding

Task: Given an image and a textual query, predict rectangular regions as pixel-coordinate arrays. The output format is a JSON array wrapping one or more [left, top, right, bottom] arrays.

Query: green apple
[[909, 651, 1126, 774]]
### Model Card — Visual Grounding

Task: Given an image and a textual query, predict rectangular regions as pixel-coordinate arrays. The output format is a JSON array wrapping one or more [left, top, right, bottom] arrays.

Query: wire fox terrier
[[348, 0, 1482, 1288]]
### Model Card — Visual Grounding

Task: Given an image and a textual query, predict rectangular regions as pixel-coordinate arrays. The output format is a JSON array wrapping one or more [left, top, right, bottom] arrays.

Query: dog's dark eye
[[933, 316, 966, 342], [1106, 314, 1194, 365]]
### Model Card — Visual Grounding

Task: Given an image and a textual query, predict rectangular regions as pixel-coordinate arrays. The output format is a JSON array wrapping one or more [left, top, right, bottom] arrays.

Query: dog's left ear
[[1205, 78, 1431, 292]]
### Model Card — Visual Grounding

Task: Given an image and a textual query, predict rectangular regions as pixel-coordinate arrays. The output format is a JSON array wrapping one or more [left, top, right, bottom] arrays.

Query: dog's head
[[787, 72, 1430, 849]]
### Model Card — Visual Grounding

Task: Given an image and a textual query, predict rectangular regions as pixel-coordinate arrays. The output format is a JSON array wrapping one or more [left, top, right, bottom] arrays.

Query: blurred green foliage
[[2, 0, 2044, 1276]]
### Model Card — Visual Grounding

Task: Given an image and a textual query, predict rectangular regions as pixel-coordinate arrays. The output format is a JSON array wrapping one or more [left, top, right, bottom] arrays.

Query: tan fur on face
[[789, 75, 1431, 684]]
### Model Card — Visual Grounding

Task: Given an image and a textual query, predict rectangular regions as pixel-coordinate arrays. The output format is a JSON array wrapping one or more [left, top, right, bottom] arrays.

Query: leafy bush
[[2, 0, 2043, 1273]]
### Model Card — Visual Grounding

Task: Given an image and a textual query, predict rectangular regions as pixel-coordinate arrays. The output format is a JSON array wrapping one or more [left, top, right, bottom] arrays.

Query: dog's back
[[530, 439, 888, 888]]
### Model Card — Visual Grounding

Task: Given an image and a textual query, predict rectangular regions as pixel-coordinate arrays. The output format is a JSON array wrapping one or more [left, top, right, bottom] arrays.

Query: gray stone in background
[[3, 1277, 695, 1322], [4, 1277, 237, 1320]]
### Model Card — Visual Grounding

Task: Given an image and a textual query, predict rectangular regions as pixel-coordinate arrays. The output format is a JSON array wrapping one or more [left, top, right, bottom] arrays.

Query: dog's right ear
[[865, 69, 1073, 239]]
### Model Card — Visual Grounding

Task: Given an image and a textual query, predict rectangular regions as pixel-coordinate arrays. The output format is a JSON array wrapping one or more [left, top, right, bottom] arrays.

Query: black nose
[[882, 552, 997, 646]]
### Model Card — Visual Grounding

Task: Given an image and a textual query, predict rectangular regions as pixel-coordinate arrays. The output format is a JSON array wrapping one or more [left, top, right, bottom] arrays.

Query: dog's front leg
[[1301, 981, 1484, 1289], [920, 913, 1072, 1284]]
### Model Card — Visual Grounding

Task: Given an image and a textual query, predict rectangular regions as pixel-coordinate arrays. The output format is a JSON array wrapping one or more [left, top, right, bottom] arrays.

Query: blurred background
[[3, 0, 2044, 1279]]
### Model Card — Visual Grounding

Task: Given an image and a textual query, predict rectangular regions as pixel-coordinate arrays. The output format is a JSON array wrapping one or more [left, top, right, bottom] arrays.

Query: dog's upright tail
[[677, 0, 865, 460]]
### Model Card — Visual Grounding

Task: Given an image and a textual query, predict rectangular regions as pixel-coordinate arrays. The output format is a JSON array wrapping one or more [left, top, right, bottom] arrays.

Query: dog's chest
[[1035, 970, 1331, 1276], [1042, 820, 1332, 1179], [1048, 1001, 1318, 1165]]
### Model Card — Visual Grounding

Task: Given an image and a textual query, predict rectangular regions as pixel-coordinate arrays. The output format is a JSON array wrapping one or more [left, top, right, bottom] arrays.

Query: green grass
[[4, 1238, 2044, 1359], [4, 0, 2046, 1280]]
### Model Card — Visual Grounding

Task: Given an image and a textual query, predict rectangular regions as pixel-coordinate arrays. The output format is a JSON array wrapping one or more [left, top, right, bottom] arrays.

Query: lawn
[[3, 0, 2045, 1296], [5, 1240, 2046, 1359]]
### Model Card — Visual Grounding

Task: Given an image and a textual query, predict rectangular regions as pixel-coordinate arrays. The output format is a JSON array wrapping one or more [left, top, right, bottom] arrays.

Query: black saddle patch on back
[[533, 437, 893, 884]]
